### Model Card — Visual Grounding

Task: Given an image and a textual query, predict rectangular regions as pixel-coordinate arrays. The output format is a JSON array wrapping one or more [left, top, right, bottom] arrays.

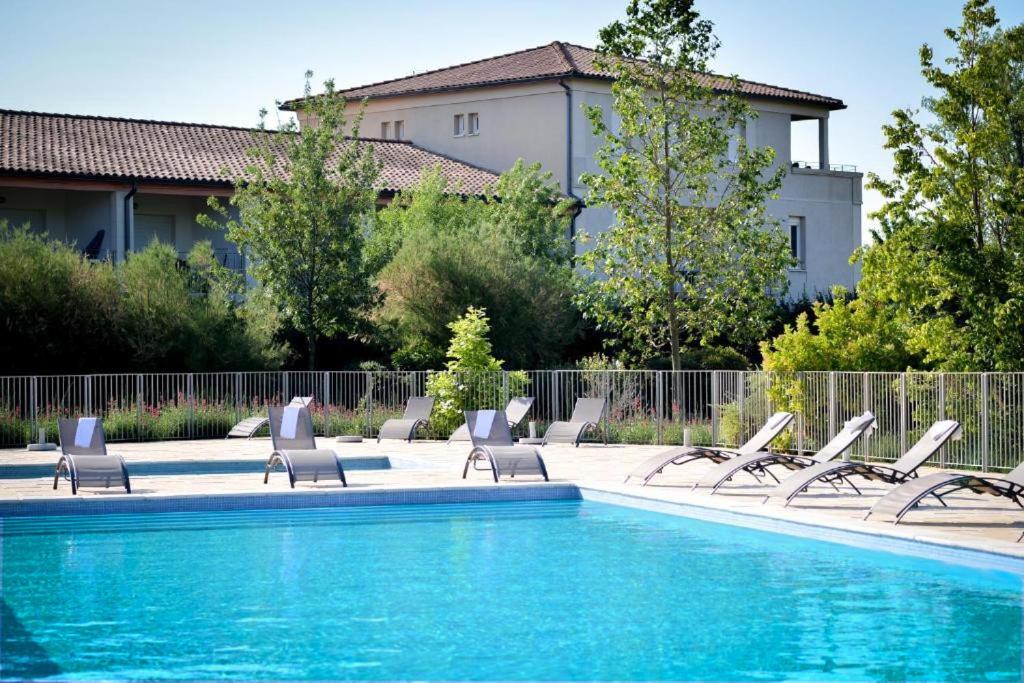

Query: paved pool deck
[[2, 437, 1023, 560]]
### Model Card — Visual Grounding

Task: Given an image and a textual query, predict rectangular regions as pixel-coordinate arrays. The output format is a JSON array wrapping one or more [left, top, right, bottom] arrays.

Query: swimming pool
[[1, 500, 1020, 680]]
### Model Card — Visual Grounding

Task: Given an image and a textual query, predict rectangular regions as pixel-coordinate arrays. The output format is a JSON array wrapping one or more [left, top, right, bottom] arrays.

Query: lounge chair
[[377, 396, 434, 443], [865, 459, 1024, 530], [264, 405, 346, 488], [227, 396, 314, 439], [625, 411, 795, 485], [461, 409, 549, 482], [541, 397, 607, 447], [767, 420, 961, 507], [54, 417, 131, 494], [448, 397, 535, 443], [694, 411, 876, 494]]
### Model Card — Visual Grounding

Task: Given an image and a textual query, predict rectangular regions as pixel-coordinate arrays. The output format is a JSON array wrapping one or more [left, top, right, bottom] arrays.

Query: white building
[[286, 41, 862, 297]]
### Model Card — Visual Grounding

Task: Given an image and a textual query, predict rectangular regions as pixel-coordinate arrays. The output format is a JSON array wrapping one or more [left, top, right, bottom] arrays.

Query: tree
[[203, 73, 380, 369], [577, 0, 791, 374], [371, 162, 580, 368], [424, 307, 529, 435], [861, 0, 1024, 371]]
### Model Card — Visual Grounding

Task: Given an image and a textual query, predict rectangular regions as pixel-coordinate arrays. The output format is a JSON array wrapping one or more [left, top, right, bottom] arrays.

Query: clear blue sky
[[3, 0, 1023, 236]]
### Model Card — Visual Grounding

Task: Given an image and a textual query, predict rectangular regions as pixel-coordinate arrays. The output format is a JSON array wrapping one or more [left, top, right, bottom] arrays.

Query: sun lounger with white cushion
[[227, 396, 314, 438], [54, 417, 131, 494], [461, 409, 548, 482], [448, 397, 534, 443], [264, 405, 346, 487]]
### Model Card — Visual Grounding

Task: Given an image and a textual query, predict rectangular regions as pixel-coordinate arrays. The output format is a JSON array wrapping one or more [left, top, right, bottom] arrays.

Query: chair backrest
[[569, 398, 606, 424], [268, 406, 317, 451], [465, 410, 515, 448], [738, 412, 794, 454], [403, 396, 435, 422], [504, 397, 535, 426], [1004, 460, 1024, 487], [813, 411, 876, 462], [889, 420, 961, 474], [58, 417, 108, 456], [289, 396, 314, 407]]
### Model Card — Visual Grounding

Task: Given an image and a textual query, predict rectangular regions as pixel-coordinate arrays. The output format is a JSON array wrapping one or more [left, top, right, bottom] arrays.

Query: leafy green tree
[[371, 162, 579, 368], [578, 0, 791, 374], [862, 0, 1024, 370], [425, 307, 529, 435], [203, 72, 380, 369]]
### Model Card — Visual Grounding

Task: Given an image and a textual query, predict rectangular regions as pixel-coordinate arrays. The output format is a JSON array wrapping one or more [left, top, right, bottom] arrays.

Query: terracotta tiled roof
[[283, 41, 845, 110], [0, 109, 500, 194]]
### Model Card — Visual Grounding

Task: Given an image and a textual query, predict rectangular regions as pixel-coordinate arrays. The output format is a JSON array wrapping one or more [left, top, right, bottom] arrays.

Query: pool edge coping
[[579, 486, 1024, 575]]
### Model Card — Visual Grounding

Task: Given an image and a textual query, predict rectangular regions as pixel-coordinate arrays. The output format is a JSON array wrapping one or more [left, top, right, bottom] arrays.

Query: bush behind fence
[[1, 370, 1021, 471]]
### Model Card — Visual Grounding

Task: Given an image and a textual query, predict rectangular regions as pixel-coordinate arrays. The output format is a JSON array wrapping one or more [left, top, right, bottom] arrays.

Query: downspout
[[123, 181, 138, 259], [557, 79, 582, 249]]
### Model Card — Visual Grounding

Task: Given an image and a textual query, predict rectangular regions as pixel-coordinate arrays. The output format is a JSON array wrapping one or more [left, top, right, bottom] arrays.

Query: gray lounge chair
[[227, 396, 314, 439], [694, 411, 876, 494], [461, 409, 549, 482], [448, 397, 535, 443], [625, 411, 795, 485], [866, 459, 1024, 532], [264, 405, 346, 488], [541, 397, 607, 447], [54, 417, 131, 494], [767, 420, 961, 507], [377, 396, 434, 443]]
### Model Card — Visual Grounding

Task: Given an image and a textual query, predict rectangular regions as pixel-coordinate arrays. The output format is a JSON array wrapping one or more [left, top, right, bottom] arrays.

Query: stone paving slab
[[2, 438, 1022, 558]]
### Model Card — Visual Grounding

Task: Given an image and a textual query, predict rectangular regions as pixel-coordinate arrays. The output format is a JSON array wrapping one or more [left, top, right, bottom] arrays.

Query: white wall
[[0, 186, 117, 259], [302, 78, 864, 300], [323, 82, 568, 184]]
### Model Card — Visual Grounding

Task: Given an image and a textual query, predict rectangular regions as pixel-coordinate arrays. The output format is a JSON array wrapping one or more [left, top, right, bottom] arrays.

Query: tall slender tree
[[202, 73, 380, 369], [578, 0, 791, 374]]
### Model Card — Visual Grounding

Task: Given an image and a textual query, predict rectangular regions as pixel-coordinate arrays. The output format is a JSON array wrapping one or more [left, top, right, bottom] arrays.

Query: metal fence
[[1, 370, 1022, 471]]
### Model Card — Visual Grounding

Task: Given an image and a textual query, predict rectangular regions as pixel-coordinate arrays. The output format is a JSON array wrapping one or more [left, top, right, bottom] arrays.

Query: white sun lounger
[[694, 411, 876, 494], [767, 420, 961, 506], [625, 411, 795, 485]]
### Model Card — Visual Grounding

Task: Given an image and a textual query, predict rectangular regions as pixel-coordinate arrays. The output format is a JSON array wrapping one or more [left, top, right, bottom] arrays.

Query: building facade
[[289, 42, 862, 298]]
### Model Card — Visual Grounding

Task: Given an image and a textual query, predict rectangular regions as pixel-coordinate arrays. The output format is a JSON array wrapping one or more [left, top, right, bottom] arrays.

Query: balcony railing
[[791, 160, 858, 173], [178, 249, 246, 273]]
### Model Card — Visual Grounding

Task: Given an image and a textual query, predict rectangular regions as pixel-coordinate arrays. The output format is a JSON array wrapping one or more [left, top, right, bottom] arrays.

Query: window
[[393, 120, 404, 140], [788, 217, 806, 270], [381, 121, 391, 139], [453, 114, 465, 137], [467, 112, 479, 135]]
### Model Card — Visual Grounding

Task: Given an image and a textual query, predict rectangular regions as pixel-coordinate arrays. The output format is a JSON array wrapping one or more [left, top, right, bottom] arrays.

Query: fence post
[[136, 375, 143, 441], [187, 373, 195, 439], [937, 373, 946, 468], [604, 370, 611, 444], [323, 371, 331, 437], [234, 372, 242, 426], [796, 372, 804, 454], [981, 372, 990, 471], [827, 371, 837, 439], [552, 371, 561, 423], [85, 375, 93, 416], [365, 371, 373, 438], [29, 375, 38, 441], [711, 370, 720, 445], [737, 371, 746, 444], [899, 373, 908, 457], [502, 371, 509, 407], [656, 371, 665, 445], [862, 372, 870, 462], [282, 371, 289, 402]]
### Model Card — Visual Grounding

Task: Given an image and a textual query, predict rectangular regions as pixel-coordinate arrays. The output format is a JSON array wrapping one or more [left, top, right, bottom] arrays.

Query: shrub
[[0, 223, 285, 373], [425, 307, 530, 436]]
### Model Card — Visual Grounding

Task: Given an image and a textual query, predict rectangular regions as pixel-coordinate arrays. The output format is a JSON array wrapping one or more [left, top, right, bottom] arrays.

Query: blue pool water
[[1, 500, 1020, 681]]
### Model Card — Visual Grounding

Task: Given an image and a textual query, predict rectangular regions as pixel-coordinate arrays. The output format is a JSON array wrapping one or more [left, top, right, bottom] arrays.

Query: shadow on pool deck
[[1, 600, 62, 678]]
